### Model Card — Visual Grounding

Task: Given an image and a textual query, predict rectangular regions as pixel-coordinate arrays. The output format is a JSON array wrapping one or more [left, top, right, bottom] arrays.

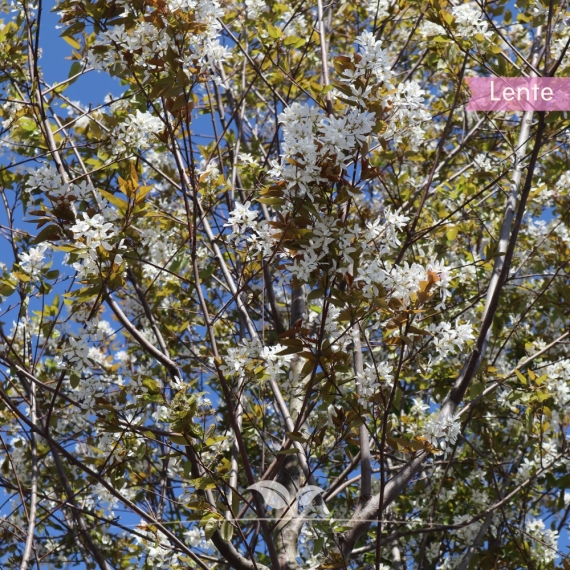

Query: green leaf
[[204, 519, 218, 540], [535, 374, 548, 386], [287, 431, 308, 443], [393, 386, 403, 411], [0, 280, 16, 297], [525, 411, 533, 433], [169, 434, 190, 445], [543, 406, 552, 418], [205, 436, 227, 446], [545, 111, 565, 124], [407, 325, 431, 336], [517, 12, 533, 23], [256, 196, 285, 206], [70, 372, 80, 389], [75, 286, 101, 302], [313, 536, 324, 555], [470, 381, 484, 400], [307, 287, 325, 301], [276, 346, 304, 355], [135, 185, 153, 204], [192, 476, 217, 490], [18, 117, 37, 132], [68, 61, 82, 82], [33, 224, 62, 244], [220, 520, 233, 542], [61, 21, 85, 38], [274, 447, 299, 455]]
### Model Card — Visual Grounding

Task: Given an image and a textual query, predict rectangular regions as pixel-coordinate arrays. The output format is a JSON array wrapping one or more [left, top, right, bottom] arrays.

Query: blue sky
[[40, 2, 122, 104]]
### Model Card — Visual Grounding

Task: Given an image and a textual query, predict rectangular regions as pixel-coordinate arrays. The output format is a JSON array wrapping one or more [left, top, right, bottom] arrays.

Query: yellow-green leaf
[[62, 35, 80, 50], [515, 369, 527, 385], [266, 23, 283, 39], [439, 9, 454, 25], [99, 189, 128, 211], [446, 226, 459, 241]]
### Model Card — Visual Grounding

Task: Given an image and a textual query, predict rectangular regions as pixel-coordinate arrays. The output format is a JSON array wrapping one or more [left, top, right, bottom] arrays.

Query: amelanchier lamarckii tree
[[0, 0, 569, 568]]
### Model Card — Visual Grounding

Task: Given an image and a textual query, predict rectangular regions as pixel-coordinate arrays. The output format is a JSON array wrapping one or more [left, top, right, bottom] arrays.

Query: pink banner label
[[465, 77, 570, 111]]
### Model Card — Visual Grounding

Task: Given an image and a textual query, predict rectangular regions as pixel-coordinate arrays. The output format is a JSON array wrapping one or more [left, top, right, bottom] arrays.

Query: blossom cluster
[[224, 33, 432, 307], [18, 243, 49, 278], [357, 254, 453, 310], [418, 3, 492, 43], [224, 200, 279, 257], [384, 81, 431, 149], [220, 337, 293, 383], [112, 110, 163, 153], [451, 3, 492, 40], [87, 0, 229, 76], [69, 213, 125, 278], [267, 101, 375, 200], [526, 518, 559, 564], [424, 411, 461, 453], [26, 163, 96, 201], [364, 0, 391, 22], [133, 523, 183, 569], [138, 226, 180, 281], [419, 21, 446, 38], [356, 362, 393, 406], [430, 321, 475, 361]]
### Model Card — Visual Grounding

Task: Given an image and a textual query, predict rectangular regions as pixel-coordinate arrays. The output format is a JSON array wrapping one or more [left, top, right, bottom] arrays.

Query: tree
[[0, 0, 569, 568]]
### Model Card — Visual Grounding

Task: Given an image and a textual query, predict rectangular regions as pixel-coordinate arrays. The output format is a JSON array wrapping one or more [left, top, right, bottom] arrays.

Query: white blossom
[[451, 3, 492, 40], [419, 20, 446, 38], [430, 321, 475, 360], [425, 412, 461, 453], [526, 518, 558, 564], [19, 243, 49, 278], [356, 362, 393, 406], [69, 213, 125, 277], [244, 0, 265, 19], [113, 110, 163, 153]]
